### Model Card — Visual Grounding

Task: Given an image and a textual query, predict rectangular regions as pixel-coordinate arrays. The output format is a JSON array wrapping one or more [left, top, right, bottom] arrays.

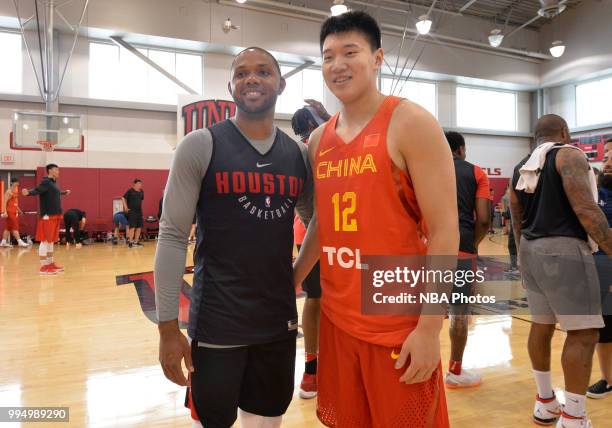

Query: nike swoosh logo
[[390, 350, 400, 360], [256, 162, 272, 168], [319, 147, 335, 157]]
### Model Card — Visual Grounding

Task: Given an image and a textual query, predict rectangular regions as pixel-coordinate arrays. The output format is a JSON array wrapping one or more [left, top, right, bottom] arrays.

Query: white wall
[[463, 134, 530, 178], [0, 100, 177, 170]]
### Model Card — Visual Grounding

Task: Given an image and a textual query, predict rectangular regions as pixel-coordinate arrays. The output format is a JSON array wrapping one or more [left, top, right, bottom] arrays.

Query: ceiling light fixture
[[236, 0, 247, 3], [488, 28, 504, 48], [549, 40, 565, 57], [222, 18, 240, 33], [330, 0, 348, 16], [416, 15, 432, 35]]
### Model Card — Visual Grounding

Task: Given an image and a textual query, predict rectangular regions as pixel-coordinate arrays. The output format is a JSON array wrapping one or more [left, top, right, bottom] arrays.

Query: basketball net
[[36, 140, 58, 152]]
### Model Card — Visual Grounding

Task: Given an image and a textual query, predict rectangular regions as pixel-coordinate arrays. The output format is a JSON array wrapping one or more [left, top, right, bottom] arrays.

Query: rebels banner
[[176, 95, 236, 146]]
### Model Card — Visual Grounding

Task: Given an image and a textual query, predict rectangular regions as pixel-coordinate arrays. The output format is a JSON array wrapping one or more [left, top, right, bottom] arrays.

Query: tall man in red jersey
[[294, 11, 459, 428]]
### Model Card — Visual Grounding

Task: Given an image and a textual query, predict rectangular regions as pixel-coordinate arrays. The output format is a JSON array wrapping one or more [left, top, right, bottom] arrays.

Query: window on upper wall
[[576, 76, 612, 127], [277, 65, 325, 115], [380, 77, 437, 117], [0, 32, 23, 93], [89, 41, 203, 104], [456, 86, 517, 131]]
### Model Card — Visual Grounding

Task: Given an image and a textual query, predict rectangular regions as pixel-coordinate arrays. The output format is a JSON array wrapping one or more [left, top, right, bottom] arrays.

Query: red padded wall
[[34, 167, 169, 233]]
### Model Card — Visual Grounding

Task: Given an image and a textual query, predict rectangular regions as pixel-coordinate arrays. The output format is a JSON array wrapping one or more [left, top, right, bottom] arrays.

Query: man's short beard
[[233, 93, 278, 116]]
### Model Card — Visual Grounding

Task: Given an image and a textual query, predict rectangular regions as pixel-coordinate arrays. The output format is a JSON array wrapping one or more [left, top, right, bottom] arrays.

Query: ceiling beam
[[282, 61, 314, 79], [110, 36, 199, 95], [459, 0, 479, 13]]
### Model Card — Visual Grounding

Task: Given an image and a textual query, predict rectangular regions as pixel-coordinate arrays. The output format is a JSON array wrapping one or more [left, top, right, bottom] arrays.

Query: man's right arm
[[154, 130, 212, 386], [25, 180, 49, 196], [155, 130, 211, 324], [557, 148, 612, 254]]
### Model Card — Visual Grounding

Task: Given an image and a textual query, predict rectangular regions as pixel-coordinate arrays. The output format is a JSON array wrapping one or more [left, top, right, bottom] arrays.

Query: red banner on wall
[[177, 96, 236, 144]]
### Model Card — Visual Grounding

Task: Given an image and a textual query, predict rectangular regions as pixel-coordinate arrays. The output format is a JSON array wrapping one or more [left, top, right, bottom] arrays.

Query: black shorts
[[296, 245, 321, 298], [595, 254, 612, 343], [601, 315, 612, 343], [127, 211, 143, 228], [188, 336, 296, 428]]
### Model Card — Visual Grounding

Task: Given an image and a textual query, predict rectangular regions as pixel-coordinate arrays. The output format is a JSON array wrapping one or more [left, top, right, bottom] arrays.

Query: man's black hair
[[134, 178, 142, 184], [291, 107, 318, 140], [445, 131, 465, 154], [46, 163, 58, 173], [320, 11, 382, 52]]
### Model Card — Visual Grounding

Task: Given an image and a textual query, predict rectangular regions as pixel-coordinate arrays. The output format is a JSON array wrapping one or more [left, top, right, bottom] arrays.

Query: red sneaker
[[299, 373, 317, 399], [48, 262, 64, 273], [39, 264, 58, 275]]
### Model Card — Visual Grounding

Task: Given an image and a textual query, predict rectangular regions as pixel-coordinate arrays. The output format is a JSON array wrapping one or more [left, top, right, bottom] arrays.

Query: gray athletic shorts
[[519, 236, 604, 331]]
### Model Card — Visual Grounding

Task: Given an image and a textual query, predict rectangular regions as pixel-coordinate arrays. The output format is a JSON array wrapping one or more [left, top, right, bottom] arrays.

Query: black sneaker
[[587, 379, 612, 399], [128, 242, 133, 248], [134, 242, 144, 247]]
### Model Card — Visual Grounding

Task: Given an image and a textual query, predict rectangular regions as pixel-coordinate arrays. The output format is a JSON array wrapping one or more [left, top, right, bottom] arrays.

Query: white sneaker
[[533, 394, 561, 426], [18, 240, 29, 247], [0, 241, 12, 248], [555, 411, 593, 428], [444, 369, 481, 389]]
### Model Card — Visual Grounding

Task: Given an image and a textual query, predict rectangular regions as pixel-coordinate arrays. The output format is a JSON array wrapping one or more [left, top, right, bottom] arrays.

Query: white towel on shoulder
[[515, 142, 598, 252]]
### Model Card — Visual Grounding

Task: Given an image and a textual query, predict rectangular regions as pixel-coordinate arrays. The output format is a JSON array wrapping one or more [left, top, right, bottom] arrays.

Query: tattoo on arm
[[558, 149, 612, 253]]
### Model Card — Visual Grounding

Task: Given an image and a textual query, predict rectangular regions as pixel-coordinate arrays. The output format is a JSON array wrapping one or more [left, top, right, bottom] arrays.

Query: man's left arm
[[389, 101, 459, 384], [294, 141, 314, 228], [474, 167, 492, 247]]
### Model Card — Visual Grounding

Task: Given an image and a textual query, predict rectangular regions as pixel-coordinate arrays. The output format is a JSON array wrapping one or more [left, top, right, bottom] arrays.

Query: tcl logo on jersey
[[317, 154, 377, 179], [484, 167, 502, 176], [322, 246, 366, 270]]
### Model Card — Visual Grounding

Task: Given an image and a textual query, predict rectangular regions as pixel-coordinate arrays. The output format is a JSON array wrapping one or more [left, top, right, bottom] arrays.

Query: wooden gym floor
[[0, 233, 609, 427]]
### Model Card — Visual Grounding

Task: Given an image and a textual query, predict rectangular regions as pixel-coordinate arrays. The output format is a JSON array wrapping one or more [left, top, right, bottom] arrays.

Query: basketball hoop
[[36, 140, 58, 152]]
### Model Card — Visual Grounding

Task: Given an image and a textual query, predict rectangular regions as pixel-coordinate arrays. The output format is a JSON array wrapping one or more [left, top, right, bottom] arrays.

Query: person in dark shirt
[[63, 209, 86, 247], [510, 115, 612, 426], [290, 104, 328, 399], [23, 163, 71, 275], [444, 131, 491, 389], [155, 47, 313, 428], [587, 138, 612, 400], [122, 179, 144, 248]]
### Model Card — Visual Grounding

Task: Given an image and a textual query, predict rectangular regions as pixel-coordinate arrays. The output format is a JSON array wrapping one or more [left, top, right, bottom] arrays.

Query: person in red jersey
[[293, 11, 458, 428], [1, 178, 30, 248], [23, 163, 71, 275], [291, 103, 329, 399]]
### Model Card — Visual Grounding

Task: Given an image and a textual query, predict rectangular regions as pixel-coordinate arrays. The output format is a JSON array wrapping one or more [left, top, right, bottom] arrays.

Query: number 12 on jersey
[[331, 192, 358, 232]]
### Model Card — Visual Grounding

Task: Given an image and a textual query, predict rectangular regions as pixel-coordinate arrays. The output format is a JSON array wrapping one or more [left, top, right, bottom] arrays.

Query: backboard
[[10, 111, 84, 152]]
